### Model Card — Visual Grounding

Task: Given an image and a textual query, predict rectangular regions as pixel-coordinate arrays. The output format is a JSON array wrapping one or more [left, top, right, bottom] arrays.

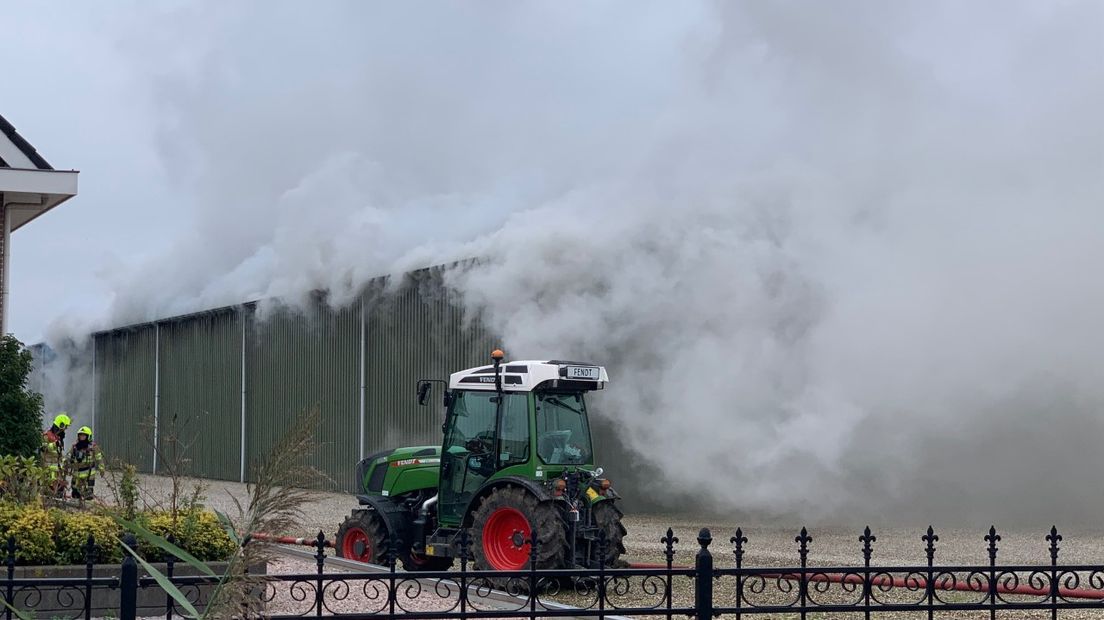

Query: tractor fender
[[354, 494, 411, 543], [461, 475, 553, 527]]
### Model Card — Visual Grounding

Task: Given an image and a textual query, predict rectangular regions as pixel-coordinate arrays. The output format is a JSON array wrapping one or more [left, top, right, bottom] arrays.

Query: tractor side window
[[536, 392, 593, 465], [445, 391, 497, 454], [498, 393, 530, 466]]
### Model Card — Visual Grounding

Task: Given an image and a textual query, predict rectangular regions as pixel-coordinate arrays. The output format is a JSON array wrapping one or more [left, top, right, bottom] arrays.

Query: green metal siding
[[76, 267, 629, 500], [157, 310, 243, 481], [245, 299, 360, 491], [363, 268, 497, 462], [94, 327, 156, 472]]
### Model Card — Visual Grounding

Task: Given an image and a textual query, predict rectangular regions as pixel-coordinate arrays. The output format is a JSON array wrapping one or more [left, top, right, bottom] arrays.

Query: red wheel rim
[[341, 526, 372, 563], [482, 507, 531, 570]]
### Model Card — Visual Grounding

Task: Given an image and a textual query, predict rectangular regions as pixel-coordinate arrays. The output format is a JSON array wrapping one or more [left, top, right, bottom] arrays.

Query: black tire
[[471, 487, 567, 570], [335, 511, 387, 565], [592, 501, 628, 567]]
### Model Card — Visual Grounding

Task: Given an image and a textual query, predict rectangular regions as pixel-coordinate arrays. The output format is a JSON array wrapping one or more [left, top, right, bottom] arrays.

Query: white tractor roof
[[449, 359, 609, 392]]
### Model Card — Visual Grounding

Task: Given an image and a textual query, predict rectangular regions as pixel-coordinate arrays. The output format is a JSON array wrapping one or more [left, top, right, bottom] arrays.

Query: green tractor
[[335, 350, 626, 571]]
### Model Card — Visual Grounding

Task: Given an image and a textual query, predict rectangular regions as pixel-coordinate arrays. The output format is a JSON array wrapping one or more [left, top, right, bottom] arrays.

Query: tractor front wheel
[[592, 501, 628, 567], [471, 487, 566, 570], [336, 511, 386, 565]]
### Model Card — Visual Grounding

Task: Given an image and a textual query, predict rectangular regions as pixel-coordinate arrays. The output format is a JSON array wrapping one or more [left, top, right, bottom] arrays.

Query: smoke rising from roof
[[47, 2, 1104, 522]]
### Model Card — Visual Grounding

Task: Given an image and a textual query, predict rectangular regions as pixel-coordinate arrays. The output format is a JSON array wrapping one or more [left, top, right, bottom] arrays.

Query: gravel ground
[[129, 474, 1104, 618]]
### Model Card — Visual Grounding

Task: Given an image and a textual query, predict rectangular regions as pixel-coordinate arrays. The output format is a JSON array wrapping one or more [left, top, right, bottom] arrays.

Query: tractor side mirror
[[443, 391, 453, 408], [417, 381, 432, 406]]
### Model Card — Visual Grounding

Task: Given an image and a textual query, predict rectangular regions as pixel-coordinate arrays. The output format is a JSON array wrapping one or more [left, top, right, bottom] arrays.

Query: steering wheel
[[465, 432, 493, 454]]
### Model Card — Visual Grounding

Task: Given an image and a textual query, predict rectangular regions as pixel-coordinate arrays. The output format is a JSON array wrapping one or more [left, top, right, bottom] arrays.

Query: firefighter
[[67, 426, 102, 500], [40, 413, 71, 496]]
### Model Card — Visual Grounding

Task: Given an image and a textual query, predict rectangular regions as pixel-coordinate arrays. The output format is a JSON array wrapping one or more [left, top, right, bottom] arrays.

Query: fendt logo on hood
[[390, 458, 441, 467]]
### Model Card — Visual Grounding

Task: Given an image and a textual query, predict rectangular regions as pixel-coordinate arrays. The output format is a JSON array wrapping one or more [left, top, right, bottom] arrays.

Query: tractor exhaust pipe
[[411, 494, 439, 552]]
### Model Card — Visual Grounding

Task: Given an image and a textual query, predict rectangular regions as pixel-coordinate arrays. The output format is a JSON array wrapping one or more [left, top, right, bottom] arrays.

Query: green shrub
[[0, 335, 44, 458], [0, 501, 22, 546], [0, 455, 52, 503], [142, 509, 237, 562], [0, 500, 235, 565], [118, 464, 139, 521], [6, 505, 55, 564], [54, 511, 122, 564]]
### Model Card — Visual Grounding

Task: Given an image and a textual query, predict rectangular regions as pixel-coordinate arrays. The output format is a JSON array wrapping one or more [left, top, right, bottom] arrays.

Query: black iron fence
[[4, 525, 1104, 619]]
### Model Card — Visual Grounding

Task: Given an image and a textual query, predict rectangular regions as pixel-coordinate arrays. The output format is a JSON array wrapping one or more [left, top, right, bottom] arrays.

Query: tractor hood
[[356, 445, 441, 496]]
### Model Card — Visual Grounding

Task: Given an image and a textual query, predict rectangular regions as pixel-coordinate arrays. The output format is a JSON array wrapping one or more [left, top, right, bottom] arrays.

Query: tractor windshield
[[535, 392, 593, 465]]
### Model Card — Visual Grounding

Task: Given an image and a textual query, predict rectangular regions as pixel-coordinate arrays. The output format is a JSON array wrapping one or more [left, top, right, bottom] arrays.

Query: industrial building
[[86, 267, 496, 491], [34, 266, 620, 493]]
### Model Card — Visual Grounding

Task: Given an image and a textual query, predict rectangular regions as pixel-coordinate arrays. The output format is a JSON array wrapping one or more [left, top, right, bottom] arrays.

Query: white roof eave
[[0, 167, 79, 231]]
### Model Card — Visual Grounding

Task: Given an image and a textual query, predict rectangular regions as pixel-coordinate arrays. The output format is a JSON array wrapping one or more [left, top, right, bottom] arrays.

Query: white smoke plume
[[40, 1, 1104, 522]]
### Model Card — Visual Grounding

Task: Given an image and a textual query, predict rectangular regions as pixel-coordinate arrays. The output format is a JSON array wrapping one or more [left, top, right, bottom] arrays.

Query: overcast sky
[[5, 1, 1104, 520], [3, 5, 180, 342]]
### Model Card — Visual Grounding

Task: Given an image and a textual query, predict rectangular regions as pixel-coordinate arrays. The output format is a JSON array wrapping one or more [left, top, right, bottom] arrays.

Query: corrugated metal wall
[[246, 299, 360, 491], [86, 268, 615, 495], [157, 310, 243, 481], [363, 268, 496, 456], [94, 326, 156, 471]]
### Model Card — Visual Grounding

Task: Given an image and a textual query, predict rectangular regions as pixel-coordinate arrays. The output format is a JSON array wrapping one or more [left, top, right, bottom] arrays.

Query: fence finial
[[697, 528, 712, 550], [1047, 526, 1062, 563], [923, 526, 938, 563], [860, 526, 876, 563], [985, 525, 1001, 562], [731, 527, 747, 566]]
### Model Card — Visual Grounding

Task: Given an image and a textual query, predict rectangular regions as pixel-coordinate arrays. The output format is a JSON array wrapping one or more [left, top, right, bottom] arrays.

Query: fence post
[[731, 528, 746, 620], [119, 534, 138, 620], [1047, 526, 1061, 620], [315, 530, 326, 618], [986, 526, 1001, 620], [6, 537, 15, 620], [84, 534, 96, 620], [695, 528, 713, 620]]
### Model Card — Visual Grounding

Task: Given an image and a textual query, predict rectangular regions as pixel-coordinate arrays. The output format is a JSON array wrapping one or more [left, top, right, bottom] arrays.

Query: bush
[[55, 511, 121, 564], [6, 505, 55, 564], [0, 455, 52, 503], [0, 335, 44, 458], [141, 509, 237, 562], [0, 503, 234, 565]]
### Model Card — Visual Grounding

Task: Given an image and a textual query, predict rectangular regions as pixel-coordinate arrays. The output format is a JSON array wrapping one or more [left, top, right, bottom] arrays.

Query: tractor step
[[423, 529, 460, 558]]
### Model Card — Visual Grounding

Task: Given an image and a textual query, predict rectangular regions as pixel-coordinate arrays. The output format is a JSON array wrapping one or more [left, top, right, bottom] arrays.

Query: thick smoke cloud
[[54, 1, 1104, 522]]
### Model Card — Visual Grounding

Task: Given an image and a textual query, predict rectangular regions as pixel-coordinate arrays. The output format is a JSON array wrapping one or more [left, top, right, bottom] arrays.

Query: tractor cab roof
[[449, 359, 609, 392]]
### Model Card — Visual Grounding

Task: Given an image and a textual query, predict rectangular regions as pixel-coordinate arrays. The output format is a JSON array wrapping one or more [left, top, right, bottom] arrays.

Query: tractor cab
[[435, 358, 608, 527]]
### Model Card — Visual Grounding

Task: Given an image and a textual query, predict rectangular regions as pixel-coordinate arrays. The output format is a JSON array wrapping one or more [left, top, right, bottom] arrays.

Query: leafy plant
[[5, 504, 55, 564], [54, 512, 122, 564], [138, 509, 236, 562], [0, 335, 44, 459], [118, 463, 139, 520], [0, 456, 52, 503]]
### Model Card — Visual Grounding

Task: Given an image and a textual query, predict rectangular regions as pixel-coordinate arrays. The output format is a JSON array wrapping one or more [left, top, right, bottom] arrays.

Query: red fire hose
[[249, 532, 333, 548], [627, 563, 1104, 601]]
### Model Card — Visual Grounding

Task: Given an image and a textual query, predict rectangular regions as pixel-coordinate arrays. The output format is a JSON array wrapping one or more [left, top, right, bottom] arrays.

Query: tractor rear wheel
[[471, 487, 567, 570], [336, 511, 387, 565], [592, 501, 627, 567]]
